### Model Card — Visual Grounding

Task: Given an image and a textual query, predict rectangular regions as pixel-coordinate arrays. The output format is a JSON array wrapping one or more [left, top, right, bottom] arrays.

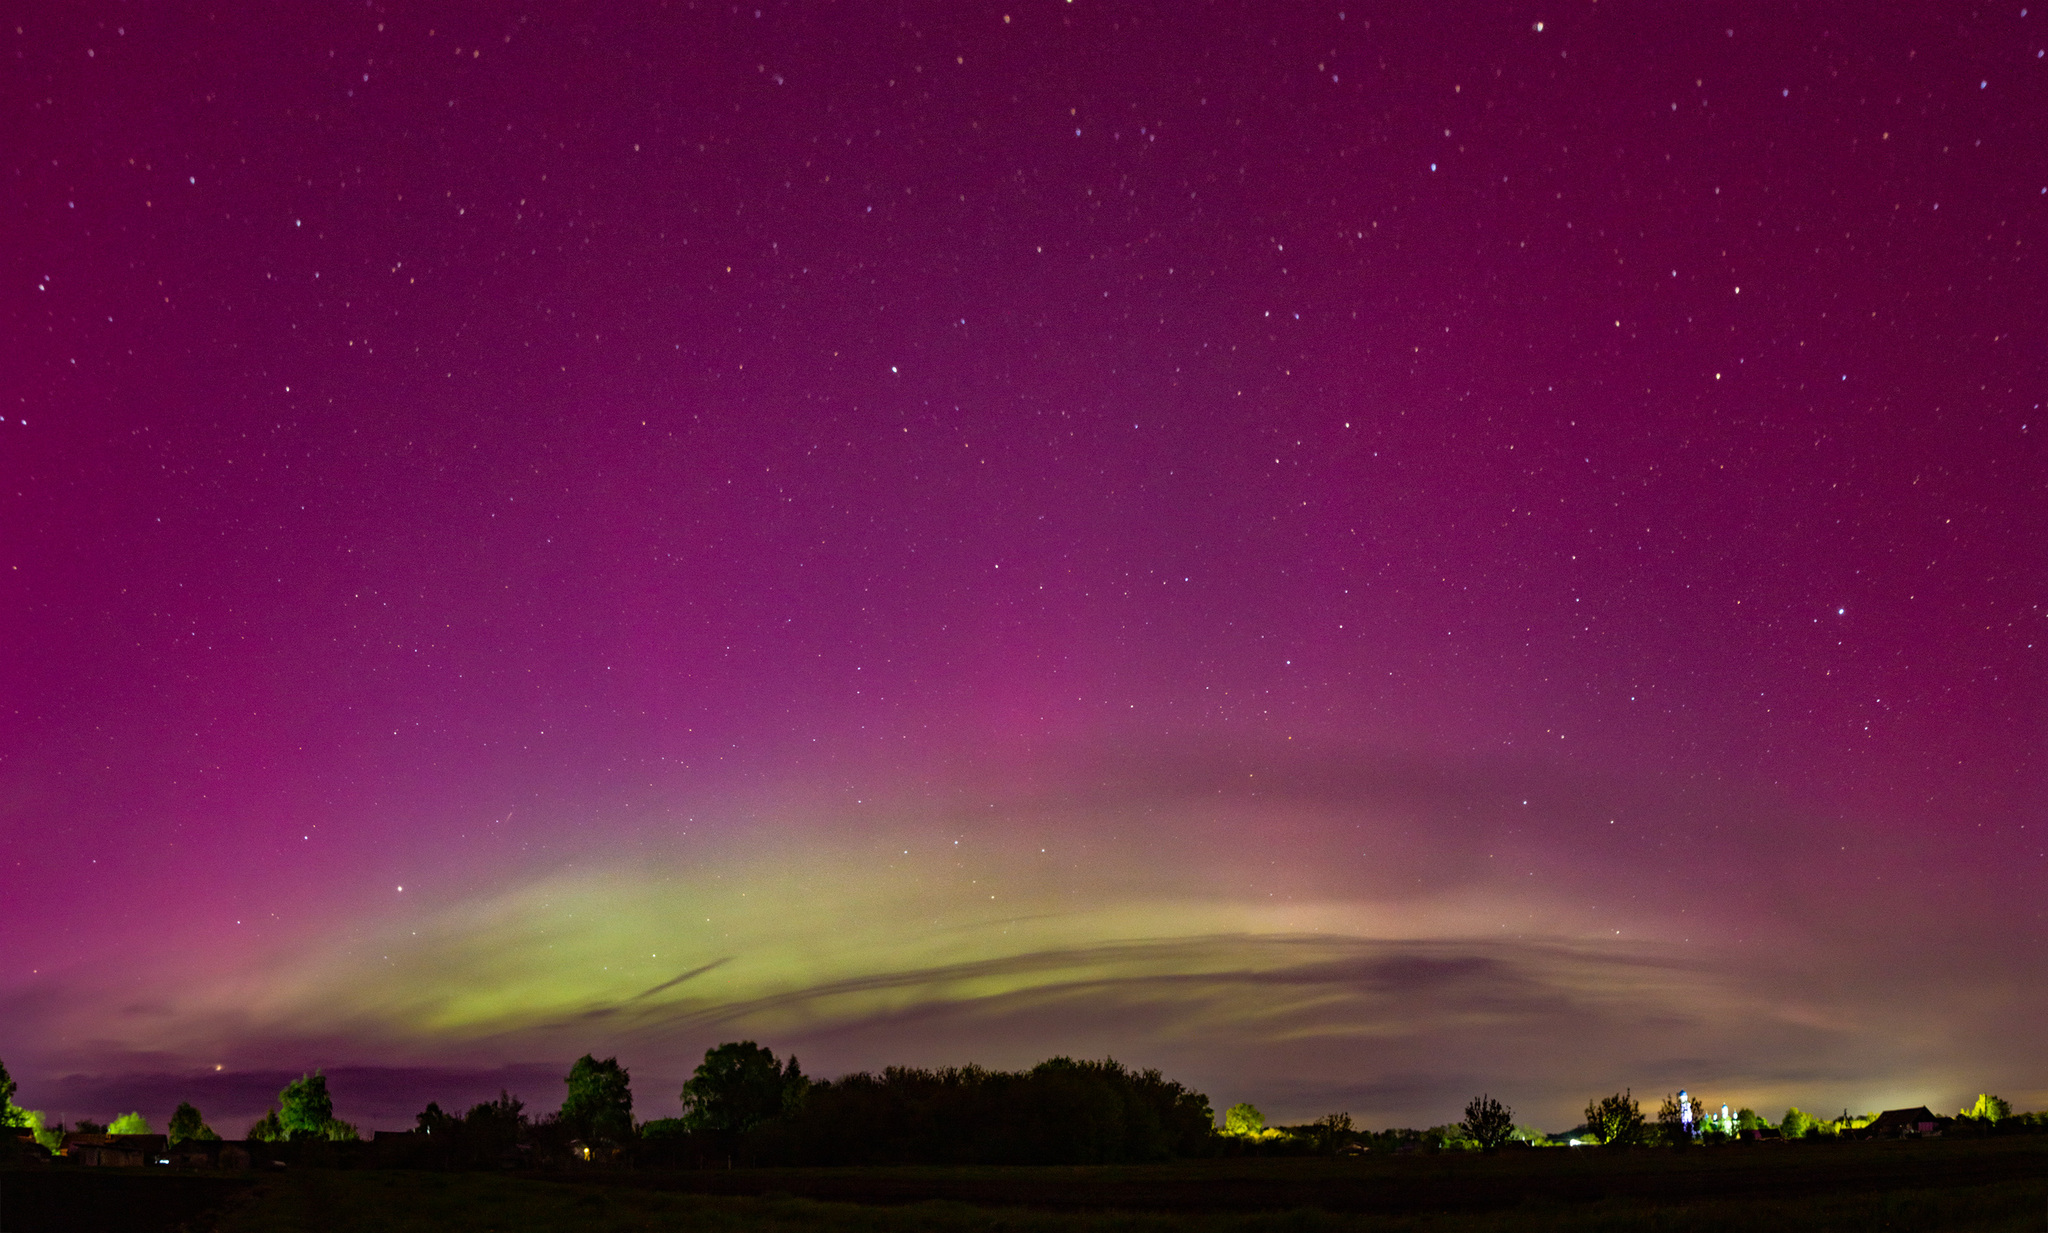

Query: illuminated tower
[[1678, 1090, 1696, 1137]]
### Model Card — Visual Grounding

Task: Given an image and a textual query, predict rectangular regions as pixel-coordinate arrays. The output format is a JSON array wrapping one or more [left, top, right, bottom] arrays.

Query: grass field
[[5, 1138, 2046, 1231]]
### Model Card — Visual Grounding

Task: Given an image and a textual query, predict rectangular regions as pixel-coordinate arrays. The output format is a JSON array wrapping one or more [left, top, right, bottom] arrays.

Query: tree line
[[658, 1044, 1215, 1166], [0, 1061, 360, 1154], [5, 1049, 2041, 1168], [394, 1046, 1217, 1168], [1571, 1088, 2045, 1147]]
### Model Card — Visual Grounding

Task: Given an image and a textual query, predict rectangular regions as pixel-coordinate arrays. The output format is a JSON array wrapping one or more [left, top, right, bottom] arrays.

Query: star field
[[2, 1, 2044, 1130]]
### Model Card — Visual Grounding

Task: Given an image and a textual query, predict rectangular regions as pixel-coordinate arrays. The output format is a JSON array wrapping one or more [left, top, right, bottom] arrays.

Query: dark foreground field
[[4, 1139, 2046, 1231]]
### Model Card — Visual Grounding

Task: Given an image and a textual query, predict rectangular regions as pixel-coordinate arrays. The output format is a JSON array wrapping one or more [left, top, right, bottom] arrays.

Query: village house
[[166, 1138, 254, 1169], [1862, 1107, 1945, 1138], [3, 1124, 43, 1153], [60, 1132, 168, 1166]]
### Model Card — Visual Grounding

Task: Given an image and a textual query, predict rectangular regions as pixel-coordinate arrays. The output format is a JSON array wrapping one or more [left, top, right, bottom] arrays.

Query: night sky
[[5, 1, 2045, 1134]]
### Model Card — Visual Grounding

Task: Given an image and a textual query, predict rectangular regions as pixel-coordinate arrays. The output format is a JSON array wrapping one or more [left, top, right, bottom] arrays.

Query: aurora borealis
[[4, 2, 2044, 1134]]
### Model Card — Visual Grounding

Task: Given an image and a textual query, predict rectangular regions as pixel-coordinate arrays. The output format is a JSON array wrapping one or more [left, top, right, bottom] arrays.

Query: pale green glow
[[162, 810, 1701, 1061], [16, 793, 2033, 1129]]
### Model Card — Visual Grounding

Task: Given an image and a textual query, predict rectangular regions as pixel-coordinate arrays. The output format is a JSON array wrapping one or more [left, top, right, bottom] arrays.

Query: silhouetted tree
[[462, 1090, 527, 1159], [0, 1056, 19, 1126], [0, 1058, 48, 1147], [1309, 1111, 1355, 1153], [169, 1102, 219, 1145], [681, 1041, 806, 1139], [1462, 1094, 1515, 1150], [247, 1109, 285, 1141], [561, 1054, 634, 1143], [749, 1056, 1213, 1166], [279, 1072, 333, 1137], [416, 1101, 459, 1137], [1584, 1090, 1645, 1147], [408, 1091, 529, 1168], [275, 1070, 358, 1141]]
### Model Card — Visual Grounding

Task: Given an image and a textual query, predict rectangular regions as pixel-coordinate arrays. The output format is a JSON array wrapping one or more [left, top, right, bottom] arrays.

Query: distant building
[[168, 1140, 214, 1168], [3, 1124, 47, 1158], [62, 1133, 168, 1166], [167, 1139, 254, 1169], [1863, 1107, 1943, 1138]]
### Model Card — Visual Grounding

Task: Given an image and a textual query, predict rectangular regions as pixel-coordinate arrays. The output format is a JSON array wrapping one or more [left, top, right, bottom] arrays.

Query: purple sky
[[3, 1, 2045, 1135]]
